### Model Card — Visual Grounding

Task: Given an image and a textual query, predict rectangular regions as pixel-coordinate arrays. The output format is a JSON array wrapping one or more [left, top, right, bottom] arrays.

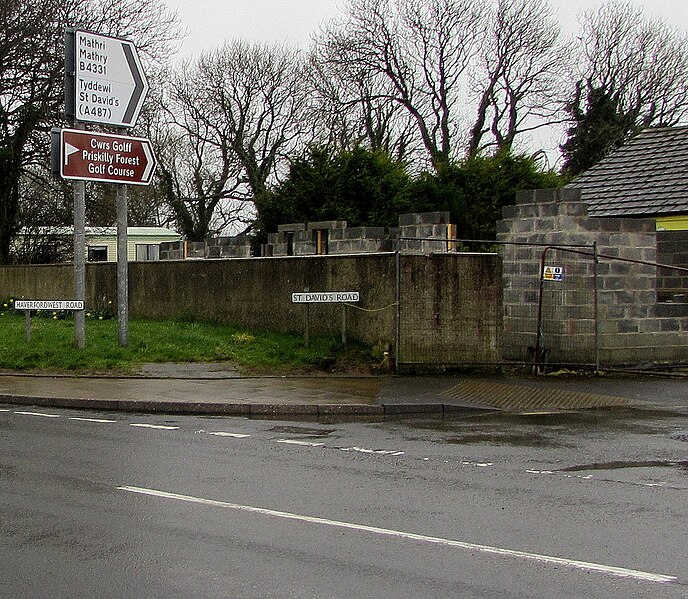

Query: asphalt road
[[1, 404, 687, 598]]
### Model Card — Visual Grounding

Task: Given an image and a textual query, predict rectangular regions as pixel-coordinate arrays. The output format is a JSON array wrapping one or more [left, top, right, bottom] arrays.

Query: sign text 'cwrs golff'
[[53, 128, 157, 186]]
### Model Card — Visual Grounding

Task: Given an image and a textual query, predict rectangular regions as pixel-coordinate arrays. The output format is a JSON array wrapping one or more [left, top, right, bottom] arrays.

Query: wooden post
[[24, 310, 31, 343]]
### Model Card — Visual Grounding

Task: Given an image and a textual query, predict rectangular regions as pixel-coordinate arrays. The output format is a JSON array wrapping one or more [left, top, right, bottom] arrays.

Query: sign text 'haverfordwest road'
[[292, 292, 360, 303], [53, 128, 157, 185], [66, 29, 149, 127], [15, 300, 85, 311]]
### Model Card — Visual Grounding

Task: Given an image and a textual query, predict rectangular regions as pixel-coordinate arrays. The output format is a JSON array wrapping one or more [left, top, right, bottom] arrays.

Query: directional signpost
[[59, 28, 154, 349], [54, 128, 157, 185], [65, 29, 149, 128]]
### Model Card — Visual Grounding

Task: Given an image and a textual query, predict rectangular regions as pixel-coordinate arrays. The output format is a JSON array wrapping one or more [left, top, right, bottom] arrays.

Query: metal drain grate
[[440, 380, 637, 411]]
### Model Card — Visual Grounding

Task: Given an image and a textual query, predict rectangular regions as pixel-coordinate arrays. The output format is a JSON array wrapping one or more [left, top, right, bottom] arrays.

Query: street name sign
[[53, 128, 157, 185], [65, 29, 149, 127], [15, 300, 84, 311], [292, 292, 360, 303]]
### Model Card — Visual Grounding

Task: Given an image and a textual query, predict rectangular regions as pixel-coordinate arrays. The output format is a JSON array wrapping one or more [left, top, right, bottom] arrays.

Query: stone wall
[[498, 188, 688, 365], [0, 253, 502, 366]]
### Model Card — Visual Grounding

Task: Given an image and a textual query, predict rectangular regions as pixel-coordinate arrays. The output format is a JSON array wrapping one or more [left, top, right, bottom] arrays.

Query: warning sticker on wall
[[543, 266, 564, 281]]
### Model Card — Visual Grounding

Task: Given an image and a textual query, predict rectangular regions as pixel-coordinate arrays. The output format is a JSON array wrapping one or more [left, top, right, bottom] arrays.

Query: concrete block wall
[[206, 236, 252, 259], [265, 213, 455, 256], [498, 188, 688, 365], [161, 238, 253, 260], [397, 212, 454, 254]]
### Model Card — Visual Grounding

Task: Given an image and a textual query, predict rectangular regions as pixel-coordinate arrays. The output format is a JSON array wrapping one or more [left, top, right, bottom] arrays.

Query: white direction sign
[[15, 300, 84, 311], [69, 29, 149, 127]]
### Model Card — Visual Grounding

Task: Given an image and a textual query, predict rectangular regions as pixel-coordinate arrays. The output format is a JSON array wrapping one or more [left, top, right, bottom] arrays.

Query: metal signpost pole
[[73, 126, 87, 349], [116, 129, 129, 347], [116, 181, 129, 347]]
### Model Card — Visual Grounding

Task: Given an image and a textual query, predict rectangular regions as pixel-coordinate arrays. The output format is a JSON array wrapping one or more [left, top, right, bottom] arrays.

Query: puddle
[[445, 433, 559, 447], [268, 425, 336, 437], [559, 460, 688, 472]]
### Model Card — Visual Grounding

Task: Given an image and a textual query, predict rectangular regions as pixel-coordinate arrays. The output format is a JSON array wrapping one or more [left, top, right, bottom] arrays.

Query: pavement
[[2, 362, 688, 417]]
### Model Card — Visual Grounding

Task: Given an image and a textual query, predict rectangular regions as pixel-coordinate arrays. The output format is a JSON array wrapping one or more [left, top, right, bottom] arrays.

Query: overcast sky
[[164, 0, 688, 60]]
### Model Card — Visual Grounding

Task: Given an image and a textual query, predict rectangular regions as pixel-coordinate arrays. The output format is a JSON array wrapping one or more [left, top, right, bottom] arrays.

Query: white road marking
[[526, 470, 554, 475], [462, 461, 493, 467], [14, 411, 60, 418], [130, 423, 179, 430], [117, 485, 678, 585], [340, 446, 404, 456], [69, 417, 117, 423], [196, 430, 251, 438], [0, 409, 11, 412], [275, 439, 325, 447]]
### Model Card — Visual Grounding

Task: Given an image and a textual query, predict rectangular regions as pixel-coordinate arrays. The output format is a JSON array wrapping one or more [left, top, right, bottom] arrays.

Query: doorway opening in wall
[[315, 229, 328, 255]]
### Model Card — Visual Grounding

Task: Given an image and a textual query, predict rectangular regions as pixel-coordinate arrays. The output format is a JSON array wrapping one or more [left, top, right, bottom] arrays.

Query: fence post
[[593, 242, 600, 373], [303, 287, 310, 347], [24, 310, 31, 343], [395, 248, 401, 369]]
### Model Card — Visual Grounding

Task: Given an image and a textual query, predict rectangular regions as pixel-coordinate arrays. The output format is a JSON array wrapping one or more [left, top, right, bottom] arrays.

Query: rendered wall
[[0, 253, 502, 365]]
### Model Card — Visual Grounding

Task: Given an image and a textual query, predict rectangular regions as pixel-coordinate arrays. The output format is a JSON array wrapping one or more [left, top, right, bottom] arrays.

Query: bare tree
[[306, 44, 419, 163], [155, 41, 309, 240], [151, 76, 248, 241], [318, 0, 483, 170], [467, 0, 566, 157], [574, 1, 688, 129]]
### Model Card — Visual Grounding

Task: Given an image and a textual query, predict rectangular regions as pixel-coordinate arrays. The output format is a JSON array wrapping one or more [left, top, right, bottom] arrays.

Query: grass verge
[[0, 314, 375, 375]]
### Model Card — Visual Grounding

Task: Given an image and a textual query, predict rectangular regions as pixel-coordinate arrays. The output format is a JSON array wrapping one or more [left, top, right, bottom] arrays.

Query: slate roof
[[565, 126, 688, 217]]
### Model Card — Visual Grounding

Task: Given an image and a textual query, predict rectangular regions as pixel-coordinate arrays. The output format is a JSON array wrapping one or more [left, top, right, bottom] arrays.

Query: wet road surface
[[1, 404, 686, 598]]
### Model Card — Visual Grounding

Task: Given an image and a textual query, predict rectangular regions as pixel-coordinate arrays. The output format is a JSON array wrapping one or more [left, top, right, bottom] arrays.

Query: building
[[498, 126, 688, 366], [83, 227, 182, 262], [15, 226, 182, 263]]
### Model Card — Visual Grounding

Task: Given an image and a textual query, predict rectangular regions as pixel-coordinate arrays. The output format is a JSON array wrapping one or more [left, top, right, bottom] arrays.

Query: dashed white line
[[196, 430, 251, 438], [340, 446, 405, 456], [69, 417, 117, 423], [275, 439, 325, 447], [130, 423, 179, 430], [14, 411, 60, 418], [117, 485, 678, 585]]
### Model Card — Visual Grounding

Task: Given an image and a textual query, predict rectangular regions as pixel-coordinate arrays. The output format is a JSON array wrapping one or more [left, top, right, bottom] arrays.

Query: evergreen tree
[[560, 82, 639, 177], [256, 146, 414, 237], [405, 152, 561, 240]]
